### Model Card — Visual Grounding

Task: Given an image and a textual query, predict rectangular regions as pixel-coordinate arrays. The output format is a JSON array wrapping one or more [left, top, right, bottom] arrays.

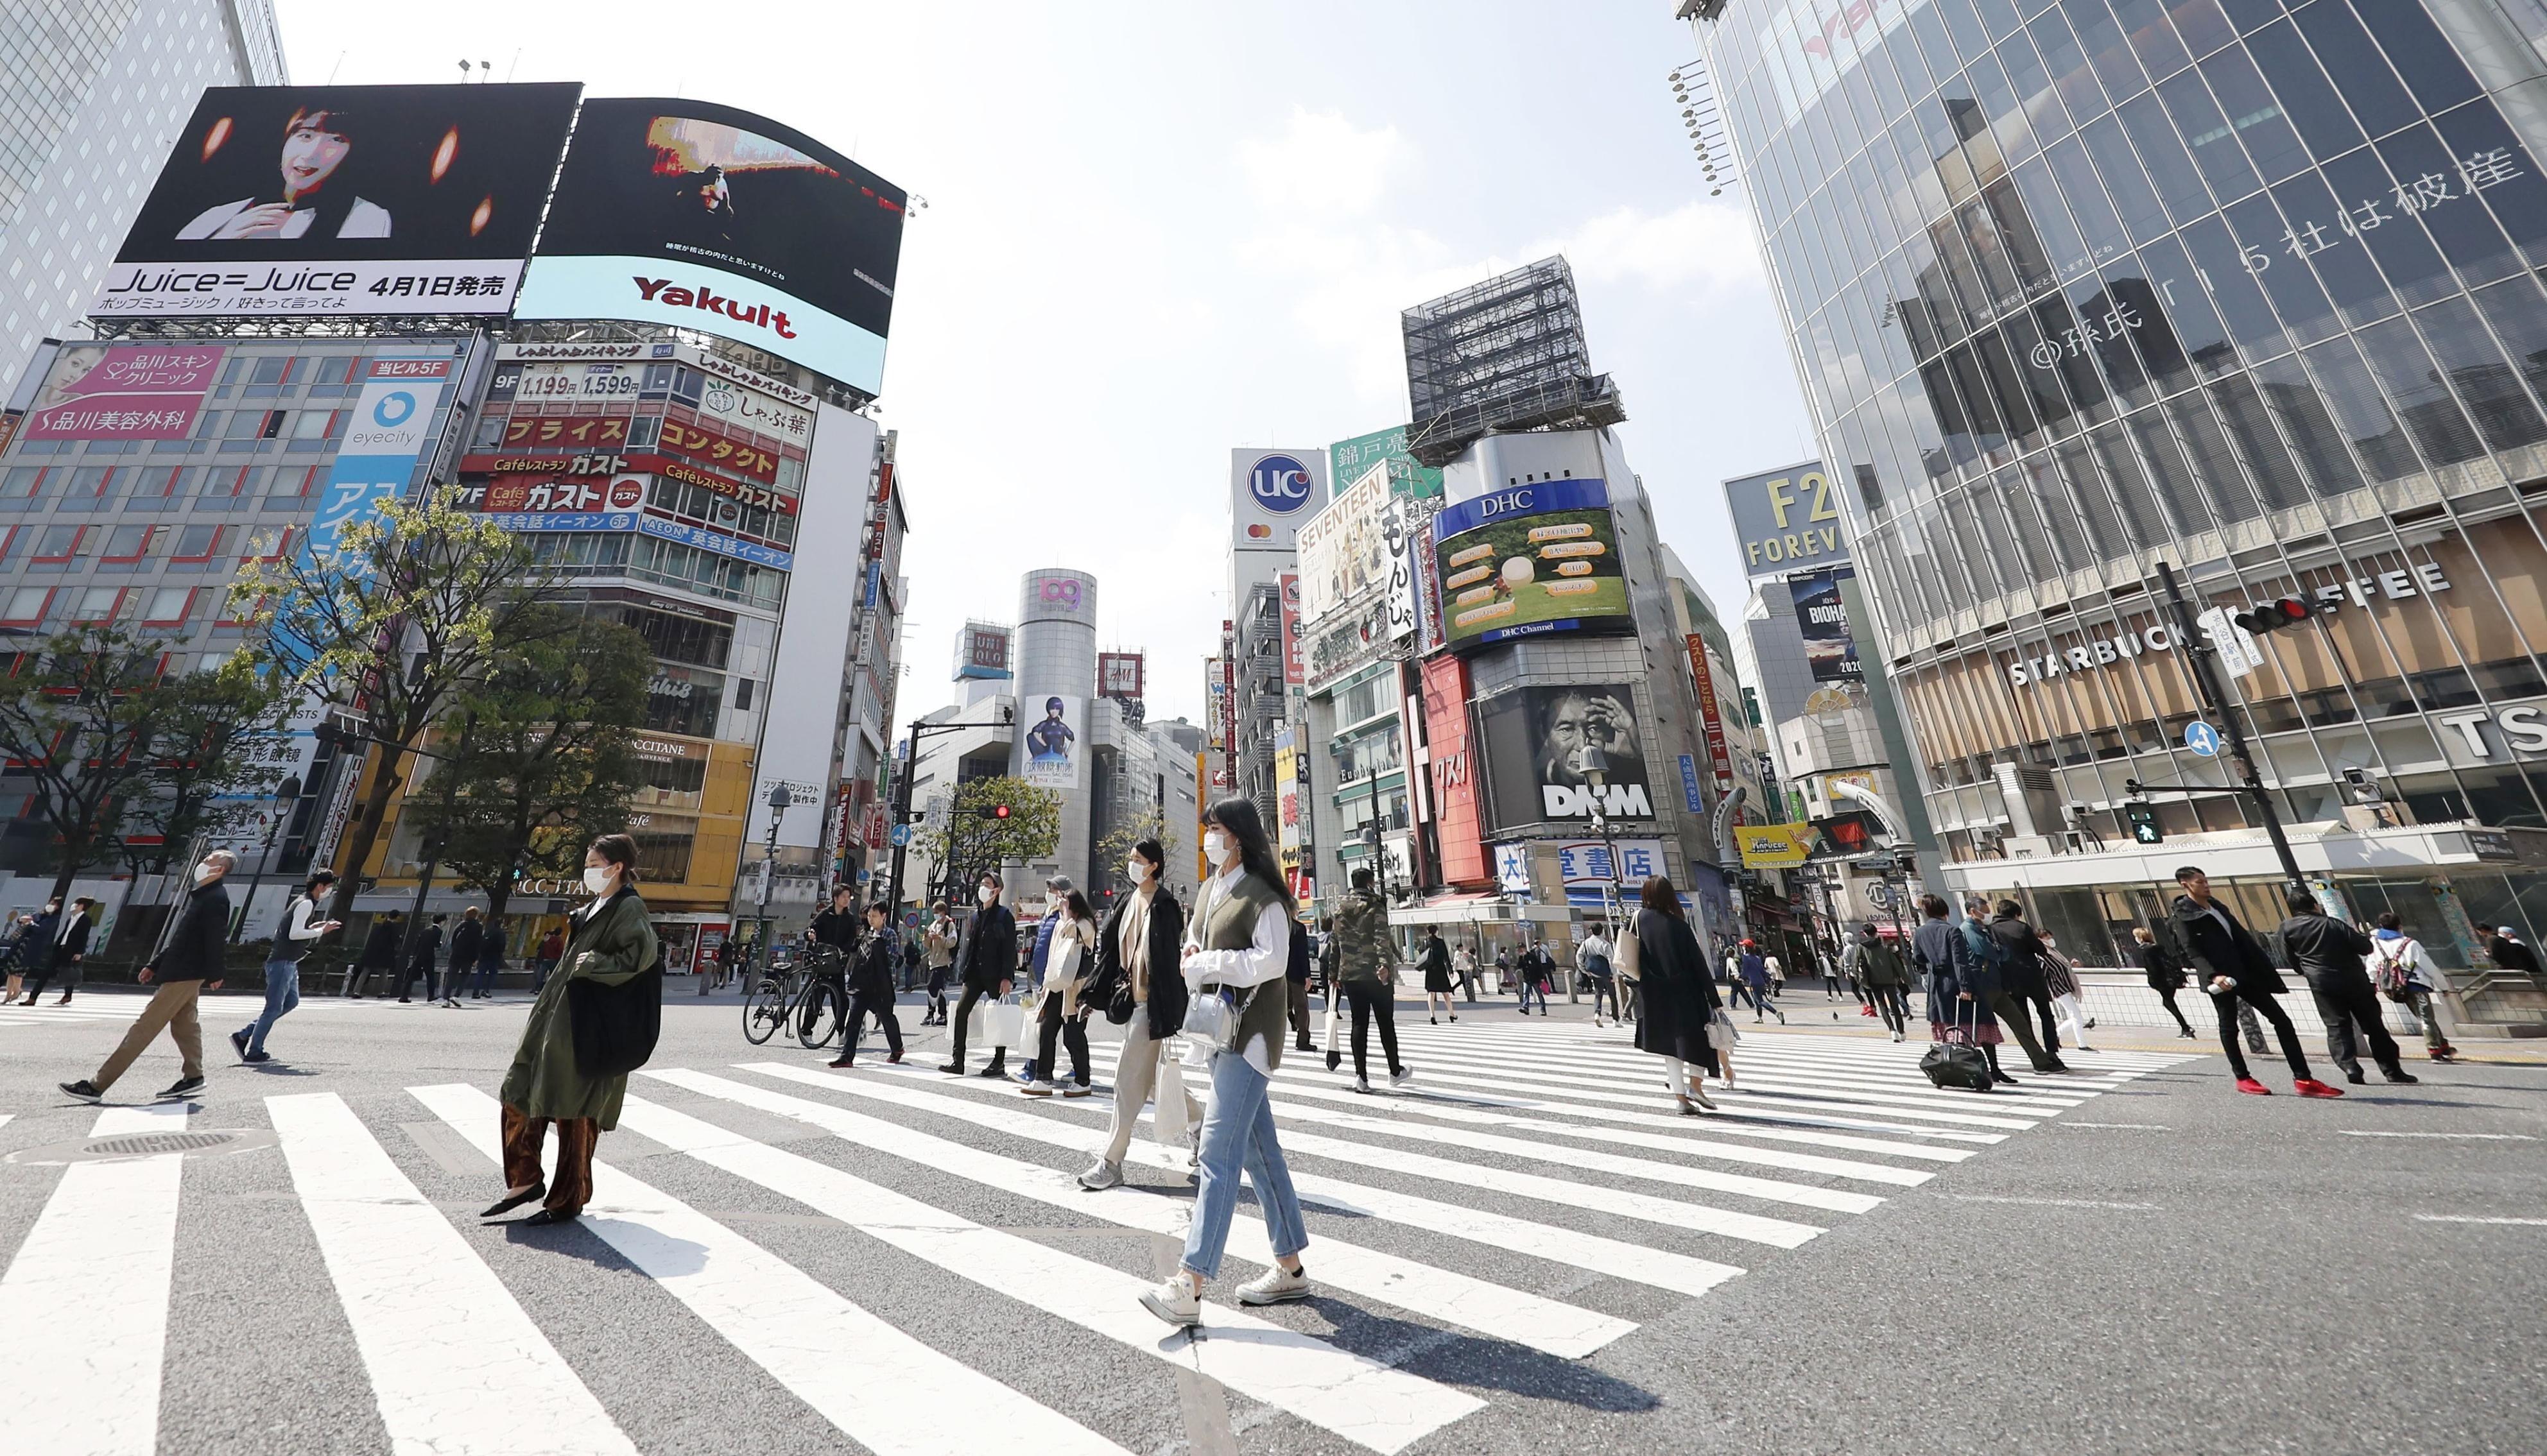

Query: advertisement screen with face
[[1432, 477, 1628, 648], [94, 83, 582, 317], [517, 99, 906, 396], [1476, 683, 1655, 829], [1017, 694, 1084, 791]]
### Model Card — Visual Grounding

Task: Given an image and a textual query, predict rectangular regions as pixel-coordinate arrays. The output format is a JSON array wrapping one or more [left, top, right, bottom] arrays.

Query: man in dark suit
[[399, 914, 445, 1003], [2280, 892, 2415, 1086], [2170, 866, 2341, 1098], [940, 873, 1017, 1077]]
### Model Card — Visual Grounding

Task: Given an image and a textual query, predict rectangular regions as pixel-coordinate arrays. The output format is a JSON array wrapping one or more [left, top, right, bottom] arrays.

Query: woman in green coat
[[484, 834, 657, 1226]]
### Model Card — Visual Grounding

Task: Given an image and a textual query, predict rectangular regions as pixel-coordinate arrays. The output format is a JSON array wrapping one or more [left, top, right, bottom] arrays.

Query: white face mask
[[192, 864, 218, 886], [1127, 857, 1151, 883], [1204, 830, 1236, 869], [583, 865, 616, 895], [978, 886, 997, 905]]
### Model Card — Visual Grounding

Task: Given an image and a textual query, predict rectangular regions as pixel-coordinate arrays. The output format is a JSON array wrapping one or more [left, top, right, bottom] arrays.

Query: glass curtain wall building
[[1698, 0, 2547, 996]]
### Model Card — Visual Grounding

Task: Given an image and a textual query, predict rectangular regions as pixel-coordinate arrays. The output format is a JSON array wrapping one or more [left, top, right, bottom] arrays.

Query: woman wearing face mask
[[1025, 889, 1101, 1095], [1138, 800, 1314, 1327], [1079, 839, 1199, 1190], [485, 834, 657, 1228]]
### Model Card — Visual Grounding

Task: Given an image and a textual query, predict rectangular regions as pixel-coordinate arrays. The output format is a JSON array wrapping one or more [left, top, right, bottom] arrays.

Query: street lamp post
[[229, 773, 302, 943], [1577, 744, 1623, 1008], [756, 782, 793, 977]]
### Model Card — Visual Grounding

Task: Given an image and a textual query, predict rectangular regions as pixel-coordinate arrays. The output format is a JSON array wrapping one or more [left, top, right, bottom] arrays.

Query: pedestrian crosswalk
[[0, 1020, 2189, 1453], [0, 995, 372, 1031]]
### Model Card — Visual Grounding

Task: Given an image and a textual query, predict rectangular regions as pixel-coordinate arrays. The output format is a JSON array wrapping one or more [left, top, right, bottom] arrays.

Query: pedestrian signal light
[[2232, 597, 2314, 635], [2125, 801, 2163, 845]]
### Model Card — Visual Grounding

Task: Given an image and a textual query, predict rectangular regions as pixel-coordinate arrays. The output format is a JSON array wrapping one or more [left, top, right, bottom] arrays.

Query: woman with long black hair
[[1078, 838, 1198, 1190], [179, 106, 390, 240], [1138, 798, 1313, 1328]]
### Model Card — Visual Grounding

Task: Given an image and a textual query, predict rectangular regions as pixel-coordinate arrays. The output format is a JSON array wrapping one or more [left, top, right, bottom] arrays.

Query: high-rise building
[[0, 1, 285, 404], [1695, 0, 2547, 1011]]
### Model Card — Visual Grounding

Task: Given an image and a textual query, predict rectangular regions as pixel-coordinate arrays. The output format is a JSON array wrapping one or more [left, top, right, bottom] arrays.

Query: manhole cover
[[6, 1127, 277, 1167], [90, 1131, 238, 1157]]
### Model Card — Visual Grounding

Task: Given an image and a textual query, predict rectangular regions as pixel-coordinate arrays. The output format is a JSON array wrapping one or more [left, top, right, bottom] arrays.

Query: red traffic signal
[[2232, 597, 2314, 635], [979, 803, 1012, 820]]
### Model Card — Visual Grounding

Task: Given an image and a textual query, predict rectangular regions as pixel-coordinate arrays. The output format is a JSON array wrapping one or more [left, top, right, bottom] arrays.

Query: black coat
[[2486, 934, 2541, 978], [1087, 889, 1188, 1041], [359, 919, 402, 970], [810, 906, 861, 952], [850, 929, 897, 999], [1631, 908, 1720, 1072], [2280, 913, 2373, 989], [957, 902, 1018, 992], [1987, 912, 2051, 998], [153, 879, 233, 982], [2171, 893, 2284, 994], [2137, 941, 2186, 989], [447, 918, 485, 971], [408, 923, 444, 971], [478, 922, 506, 972]]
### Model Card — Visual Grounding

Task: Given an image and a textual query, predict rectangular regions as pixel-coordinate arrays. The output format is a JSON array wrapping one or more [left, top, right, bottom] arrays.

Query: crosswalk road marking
[[755, 1059, 1751, 1299], [643, 1066, 1637, 1358], [270, 1092, 639, 1456], [1, 1102, 190, 1456], [0, 1021, 2190, 1454], [408, 1084, 1139, 1456]]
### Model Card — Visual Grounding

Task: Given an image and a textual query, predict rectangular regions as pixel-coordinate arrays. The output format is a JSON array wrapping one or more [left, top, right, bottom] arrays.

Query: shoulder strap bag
[[567, 897, 666, 1077]]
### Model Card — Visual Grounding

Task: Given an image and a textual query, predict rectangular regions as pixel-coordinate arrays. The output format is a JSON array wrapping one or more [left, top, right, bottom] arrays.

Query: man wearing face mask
[[940, 873, 1017, 1076], [62, 851, 236, 1102]]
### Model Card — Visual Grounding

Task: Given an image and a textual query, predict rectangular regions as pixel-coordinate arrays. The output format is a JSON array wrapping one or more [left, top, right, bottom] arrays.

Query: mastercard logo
[[1247, 524, 1273, 538]]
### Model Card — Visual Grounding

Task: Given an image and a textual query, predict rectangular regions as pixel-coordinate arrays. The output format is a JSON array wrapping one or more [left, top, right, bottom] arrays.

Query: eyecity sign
[[2005, 563, 2453, 688]]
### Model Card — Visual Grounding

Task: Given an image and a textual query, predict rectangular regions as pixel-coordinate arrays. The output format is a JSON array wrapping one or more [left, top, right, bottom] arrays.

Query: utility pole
[[2155, 560, 2305, 895]]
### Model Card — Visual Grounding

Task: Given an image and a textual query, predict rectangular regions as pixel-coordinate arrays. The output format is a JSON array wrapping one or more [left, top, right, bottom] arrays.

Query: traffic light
[[978, 803, 1011, 820], [2232, 597, 2315, 635], [2125, 801, 2163, 845]]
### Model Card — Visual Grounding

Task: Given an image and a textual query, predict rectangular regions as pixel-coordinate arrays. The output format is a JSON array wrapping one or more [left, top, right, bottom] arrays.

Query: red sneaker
[[2234, 1077, 2271, 1095], [1860, 1005, 1876, 1017], [2293, 1078, 2345, 1099]]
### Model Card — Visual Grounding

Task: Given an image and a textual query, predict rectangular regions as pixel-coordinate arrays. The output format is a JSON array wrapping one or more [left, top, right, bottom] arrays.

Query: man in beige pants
[[62, 850, 234, 1102]]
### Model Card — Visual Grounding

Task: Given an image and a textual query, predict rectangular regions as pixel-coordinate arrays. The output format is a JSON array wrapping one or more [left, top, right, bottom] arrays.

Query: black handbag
[[567, 903, 666, 1077], [1919, 994, 1995, 1093]]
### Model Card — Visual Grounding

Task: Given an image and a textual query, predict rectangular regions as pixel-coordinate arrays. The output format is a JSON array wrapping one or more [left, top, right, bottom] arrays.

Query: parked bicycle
[[745, 943, 851, 1049]]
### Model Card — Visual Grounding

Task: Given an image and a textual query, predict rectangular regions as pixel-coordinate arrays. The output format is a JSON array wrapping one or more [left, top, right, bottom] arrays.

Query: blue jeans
[[1516, 978, 1547, 1013], [470, 963, 499, 996], [246, 957, 300, 1054], [1182, 1049, 1309, 1280]]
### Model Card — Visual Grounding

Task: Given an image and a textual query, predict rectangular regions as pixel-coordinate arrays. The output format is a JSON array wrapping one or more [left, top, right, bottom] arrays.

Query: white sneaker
[[1140, 1273, 1201, 1328], [1891, 1031, 1904, 1043], [1388, 1067, 1415, 1089], [1076, 1158, 1121, 1191], [1350, 1077, 1373, 1093], [1022, 1080, 1057, 1097], [1236, 1263, 1311, 1306], [1060, 1084, 1093, 1098]]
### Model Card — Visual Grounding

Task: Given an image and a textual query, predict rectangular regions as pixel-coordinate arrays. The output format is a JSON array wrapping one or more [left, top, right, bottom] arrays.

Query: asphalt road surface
[[1, 984, 2540, 1455]]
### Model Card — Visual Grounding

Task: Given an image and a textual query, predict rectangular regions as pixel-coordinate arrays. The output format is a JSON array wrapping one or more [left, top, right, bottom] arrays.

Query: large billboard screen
[[1296, 462, 1392, 625], [515, 98, 906, 396], [1724, 459, 1845, 578], [1432, 477, 1628, 648], [1788, 567, 1863, 683], [1017, 694, 1084, 791], [23, 344, 225, 440], [1475, 683, 1655, 828], [92, 83, 581, 318]]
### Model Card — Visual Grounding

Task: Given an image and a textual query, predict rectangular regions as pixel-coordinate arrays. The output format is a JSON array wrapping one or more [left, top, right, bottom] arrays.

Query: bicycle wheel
[[743, 977, 788, 1044], [795, 981, 845, 1050]]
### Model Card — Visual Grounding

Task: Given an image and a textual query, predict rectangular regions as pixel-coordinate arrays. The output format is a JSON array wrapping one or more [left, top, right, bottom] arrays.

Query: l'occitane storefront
[[354, 729, 753, 976]]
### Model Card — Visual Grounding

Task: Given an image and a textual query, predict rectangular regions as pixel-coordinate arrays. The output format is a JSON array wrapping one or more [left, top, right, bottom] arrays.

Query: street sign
[[2184, 721, 2223, 757], [888, 823, 913, 847], [2196, 606, 2262, 678]]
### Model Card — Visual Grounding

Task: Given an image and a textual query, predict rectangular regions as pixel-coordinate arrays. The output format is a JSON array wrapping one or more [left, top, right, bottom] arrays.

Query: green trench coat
[[499, 889, 658, 1131]]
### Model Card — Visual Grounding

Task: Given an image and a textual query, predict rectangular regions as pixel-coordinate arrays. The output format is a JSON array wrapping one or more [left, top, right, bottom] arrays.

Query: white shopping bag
[[970, 993, 1024, 1048], [1153, 1050, 1193, 1146]]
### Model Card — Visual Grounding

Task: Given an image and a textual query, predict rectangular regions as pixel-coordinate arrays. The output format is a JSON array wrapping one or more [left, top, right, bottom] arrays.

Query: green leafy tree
[[916, 775, 1060, 896], [0, 624, 259, 903], [109, 652, 294, 941], [404, 608, 652, 927], [232, 488, 568, 927], [1095, 809, 1182, 895]]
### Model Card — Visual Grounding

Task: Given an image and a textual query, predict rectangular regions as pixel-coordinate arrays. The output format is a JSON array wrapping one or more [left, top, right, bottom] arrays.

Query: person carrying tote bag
[[484, 834, 658, 1228]]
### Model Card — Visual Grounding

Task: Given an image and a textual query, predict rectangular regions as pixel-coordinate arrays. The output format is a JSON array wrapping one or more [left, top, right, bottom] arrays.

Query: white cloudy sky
[[275, 0, 1814, 725]]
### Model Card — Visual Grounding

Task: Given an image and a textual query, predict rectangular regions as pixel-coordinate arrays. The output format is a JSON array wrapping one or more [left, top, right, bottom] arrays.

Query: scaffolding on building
[[1401, 255, 1624, 467]]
